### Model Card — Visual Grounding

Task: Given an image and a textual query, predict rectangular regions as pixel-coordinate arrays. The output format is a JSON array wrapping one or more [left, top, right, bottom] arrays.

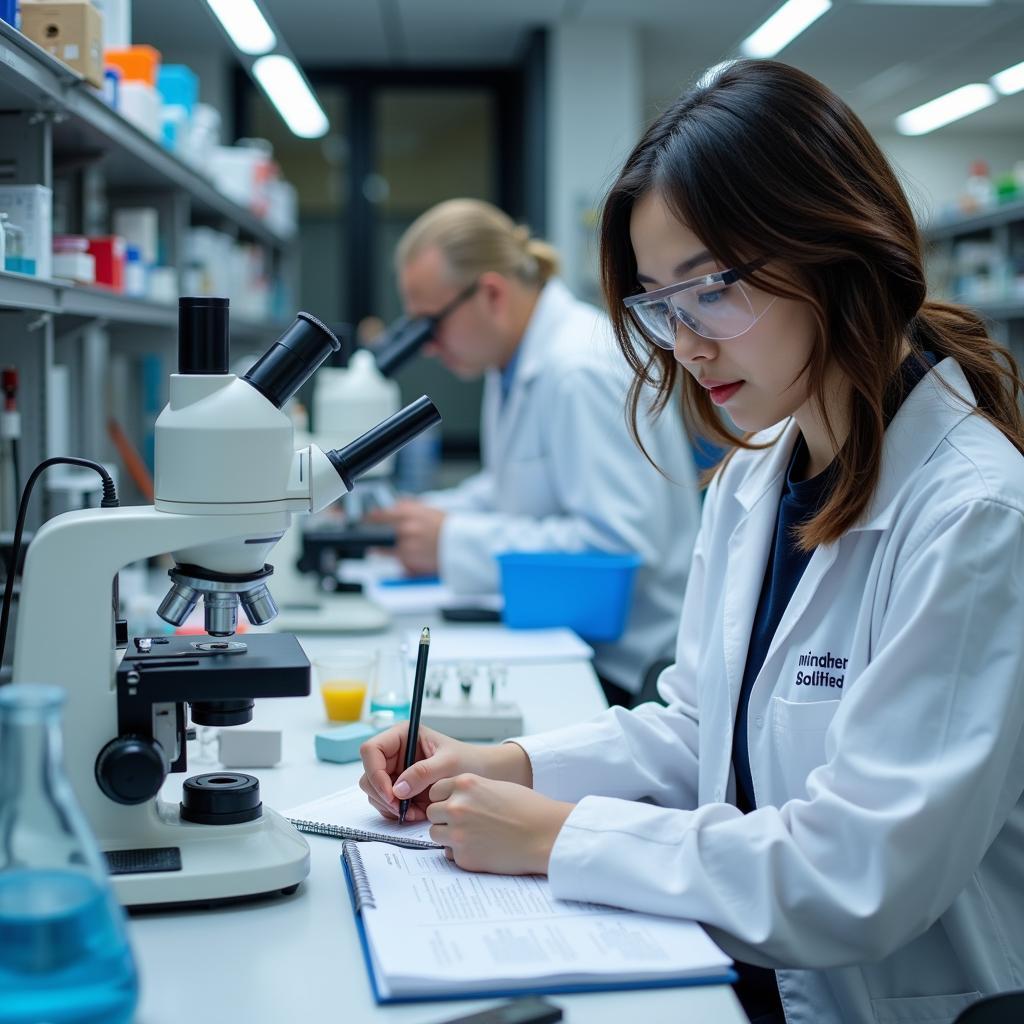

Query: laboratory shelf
[[0, 20, 289, 250], [973, 301, 1024, 321], [0, 272, 286, 338], [924, 198, 1024, 243]]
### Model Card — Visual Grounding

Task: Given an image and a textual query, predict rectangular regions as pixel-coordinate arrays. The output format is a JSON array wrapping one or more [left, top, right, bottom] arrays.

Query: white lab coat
[[424, 279, 700, 692], [516, 358, 1024, 1024]]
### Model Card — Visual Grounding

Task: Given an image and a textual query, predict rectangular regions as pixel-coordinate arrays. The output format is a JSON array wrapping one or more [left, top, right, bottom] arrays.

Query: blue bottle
[[0, 685, 139, 1024]]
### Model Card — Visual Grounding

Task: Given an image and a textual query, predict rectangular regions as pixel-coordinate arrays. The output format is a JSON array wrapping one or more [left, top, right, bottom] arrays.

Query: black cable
[[0, 457, 118, 668]]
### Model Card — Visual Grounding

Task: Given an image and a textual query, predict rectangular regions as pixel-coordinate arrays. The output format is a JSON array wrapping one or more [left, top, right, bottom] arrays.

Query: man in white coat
[[374, 199, 700, 703]]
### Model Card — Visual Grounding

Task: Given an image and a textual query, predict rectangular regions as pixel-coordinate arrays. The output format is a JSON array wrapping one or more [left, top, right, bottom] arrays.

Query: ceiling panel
[[133, 0, 1024, 136], [263, 0, 391, 65]]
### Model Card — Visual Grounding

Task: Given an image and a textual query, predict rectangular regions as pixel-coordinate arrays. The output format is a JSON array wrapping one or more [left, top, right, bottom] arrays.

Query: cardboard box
[[21, 1, 104, 88]]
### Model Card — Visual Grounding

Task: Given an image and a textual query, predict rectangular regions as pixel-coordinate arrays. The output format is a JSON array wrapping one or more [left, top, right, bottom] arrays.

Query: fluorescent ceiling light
[[859, 1, 992, 6], [739, 0, 833, 58], [896, 82, 997, 135], [252, 55, 329, 139], [206, 0, 276, 56], [991, 60, 1024, 96]]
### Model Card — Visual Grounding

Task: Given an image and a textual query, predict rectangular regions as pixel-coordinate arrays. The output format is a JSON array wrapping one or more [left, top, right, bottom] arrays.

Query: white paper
[[353, 843, 732, 997], [405, 626, 593, 665], [366, 579, 503, 616], [285, 785, 435, 845]]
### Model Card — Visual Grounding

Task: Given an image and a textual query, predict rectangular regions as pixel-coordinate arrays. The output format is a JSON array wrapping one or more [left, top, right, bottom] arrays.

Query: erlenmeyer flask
[[0, 684, 138, 1023]]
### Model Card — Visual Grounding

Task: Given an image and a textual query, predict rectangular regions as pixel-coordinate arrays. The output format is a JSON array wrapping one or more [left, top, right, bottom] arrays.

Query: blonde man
[[376, 199, 699, 704]]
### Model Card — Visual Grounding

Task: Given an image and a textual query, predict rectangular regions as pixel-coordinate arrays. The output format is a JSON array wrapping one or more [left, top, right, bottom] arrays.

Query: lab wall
[[878, 133, 1024, 223], [546, 23, 643, 307]]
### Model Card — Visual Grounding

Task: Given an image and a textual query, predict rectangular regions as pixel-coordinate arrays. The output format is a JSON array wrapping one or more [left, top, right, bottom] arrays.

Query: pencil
[[399, 626, 431, 824]]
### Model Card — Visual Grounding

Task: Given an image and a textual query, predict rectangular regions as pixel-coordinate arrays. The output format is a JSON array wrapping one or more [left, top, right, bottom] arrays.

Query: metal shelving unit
[[924, 198, 1024, 246], [0, 272, 285, 339], [0, 20, 289, 249], [0, 20, 296, 518], [923, 201, 1024, 370]]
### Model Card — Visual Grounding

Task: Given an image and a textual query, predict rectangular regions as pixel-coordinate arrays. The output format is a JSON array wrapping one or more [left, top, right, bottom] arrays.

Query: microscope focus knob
[[95, 736, 167, 805]]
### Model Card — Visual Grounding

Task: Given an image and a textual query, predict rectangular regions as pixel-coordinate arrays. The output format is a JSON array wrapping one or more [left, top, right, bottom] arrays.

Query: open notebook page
[[404, 626, 593, 665], [285, 785, 436, 846], [352, 842, 732, 998]]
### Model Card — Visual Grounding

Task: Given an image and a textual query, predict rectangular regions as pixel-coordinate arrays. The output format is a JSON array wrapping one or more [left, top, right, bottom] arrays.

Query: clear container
[[314, 650, 378, 722], [369, 643, 411, 725], [0, 685, 139, 1024], [4, 220, 24, 273]]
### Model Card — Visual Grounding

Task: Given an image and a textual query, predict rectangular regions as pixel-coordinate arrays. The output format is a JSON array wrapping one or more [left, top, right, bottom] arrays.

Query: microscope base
[[107, 805, 310, 908], [273, 593, 390, 633]]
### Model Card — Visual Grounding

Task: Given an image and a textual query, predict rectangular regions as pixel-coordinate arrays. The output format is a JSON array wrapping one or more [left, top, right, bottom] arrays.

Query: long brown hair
[[601, 59, 1024, 549]]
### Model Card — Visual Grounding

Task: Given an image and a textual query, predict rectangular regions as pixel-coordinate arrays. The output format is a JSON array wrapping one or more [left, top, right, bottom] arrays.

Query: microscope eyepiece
[[326, 395, 441, 489], [373, 316, 436, 377], [243, 312, 341, 408], [178, 296, 230, 375]]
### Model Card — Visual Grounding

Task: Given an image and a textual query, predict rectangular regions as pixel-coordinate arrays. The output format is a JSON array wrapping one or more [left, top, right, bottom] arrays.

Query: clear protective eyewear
[[623, 262, 775, 348]]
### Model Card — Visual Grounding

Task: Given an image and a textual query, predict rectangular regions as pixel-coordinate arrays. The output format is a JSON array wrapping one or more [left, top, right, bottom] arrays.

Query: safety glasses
[[623, 262, 775, 347], [429, 279, 480, 327]]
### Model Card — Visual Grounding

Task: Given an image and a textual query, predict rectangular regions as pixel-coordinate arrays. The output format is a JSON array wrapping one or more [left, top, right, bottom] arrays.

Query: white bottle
[[313, 349, 401, 479], [964, 160, 994, 213]]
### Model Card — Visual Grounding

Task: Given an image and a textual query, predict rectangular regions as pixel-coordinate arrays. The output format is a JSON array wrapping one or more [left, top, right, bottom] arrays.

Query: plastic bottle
[[123, 244, 146, 298], [0, 685, 139, 1024], [313, 349, 401, 478], [964, 160, 995, 213]]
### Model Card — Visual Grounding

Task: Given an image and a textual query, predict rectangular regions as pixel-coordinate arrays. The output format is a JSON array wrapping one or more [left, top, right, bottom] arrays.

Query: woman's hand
[[358, 723, 532, 823], [426, 774, 574, 875]]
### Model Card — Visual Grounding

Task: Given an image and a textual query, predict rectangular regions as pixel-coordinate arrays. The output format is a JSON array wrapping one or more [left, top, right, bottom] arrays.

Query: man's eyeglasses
[[623, 263, 775, 347], [426, 280, 480, 328]]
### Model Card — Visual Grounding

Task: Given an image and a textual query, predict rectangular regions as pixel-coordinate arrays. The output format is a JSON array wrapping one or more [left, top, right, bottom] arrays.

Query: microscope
[[273, 309, 442, 633], [12, 296, 440, 908]]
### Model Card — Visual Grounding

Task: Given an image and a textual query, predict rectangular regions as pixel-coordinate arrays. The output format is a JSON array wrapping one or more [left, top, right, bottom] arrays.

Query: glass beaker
[[368, 644, 411, 725], [0, 684, 139, 1024], [314, 650, 378, 721]]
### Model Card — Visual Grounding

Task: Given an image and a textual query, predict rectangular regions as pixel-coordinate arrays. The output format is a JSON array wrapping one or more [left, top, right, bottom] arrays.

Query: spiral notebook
[[285, 785, 441, 850], [342, 840, 735, 1004]]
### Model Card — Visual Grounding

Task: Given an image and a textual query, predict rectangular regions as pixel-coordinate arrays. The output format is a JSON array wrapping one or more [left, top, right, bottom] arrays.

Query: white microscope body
[[12, 301, 439, 907]]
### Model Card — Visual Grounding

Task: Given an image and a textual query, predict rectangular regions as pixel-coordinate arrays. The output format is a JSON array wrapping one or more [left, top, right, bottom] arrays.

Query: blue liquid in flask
[[0, 869, 138, 1024], [369, 693, 411, 720]]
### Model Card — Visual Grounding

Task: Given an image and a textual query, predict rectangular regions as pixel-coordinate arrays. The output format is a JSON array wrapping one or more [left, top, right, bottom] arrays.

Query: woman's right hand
[[358, 723, 532, 823], [358, 724, 481, 823]]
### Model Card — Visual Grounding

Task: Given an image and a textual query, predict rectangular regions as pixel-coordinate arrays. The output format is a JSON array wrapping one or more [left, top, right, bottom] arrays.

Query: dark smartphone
[[432, 997, 563, 1024], [441, 606, 502, 623]]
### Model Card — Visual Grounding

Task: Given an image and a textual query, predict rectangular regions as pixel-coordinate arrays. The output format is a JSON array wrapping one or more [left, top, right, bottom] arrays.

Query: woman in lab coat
[[359, 61, 1024, 1024], [375, 199, 700, 703]]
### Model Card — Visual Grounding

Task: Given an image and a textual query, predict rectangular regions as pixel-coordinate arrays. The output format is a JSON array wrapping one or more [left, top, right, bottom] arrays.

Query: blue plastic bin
[[496, 551, 642, 642]]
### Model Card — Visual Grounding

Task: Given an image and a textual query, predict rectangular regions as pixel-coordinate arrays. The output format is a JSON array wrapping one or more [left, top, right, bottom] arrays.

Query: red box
[[87, 236, 125, 291]]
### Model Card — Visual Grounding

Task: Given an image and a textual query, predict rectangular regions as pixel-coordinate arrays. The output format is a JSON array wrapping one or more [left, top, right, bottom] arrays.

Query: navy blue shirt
[[499, 345, 522, 407], [732, 352, 936, 813]]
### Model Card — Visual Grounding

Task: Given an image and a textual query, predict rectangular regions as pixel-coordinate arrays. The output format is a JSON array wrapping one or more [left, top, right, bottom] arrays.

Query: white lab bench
[[129, 624, 747, 1024]]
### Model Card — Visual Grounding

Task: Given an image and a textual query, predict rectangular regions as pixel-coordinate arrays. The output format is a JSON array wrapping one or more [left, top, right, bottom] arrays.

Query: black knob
[[95, 736, 167, 805]]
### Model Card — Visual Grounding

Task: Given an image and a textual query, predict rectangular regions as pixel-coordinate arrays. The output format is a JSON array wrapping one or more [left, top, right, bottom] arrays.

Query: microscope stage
[[117, 632, 311, 699]]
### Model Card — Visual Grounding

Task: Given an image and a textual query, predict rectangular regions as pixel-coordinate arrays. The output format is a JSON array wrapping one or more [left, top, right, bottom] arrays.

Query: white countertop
[[129, 624, 747, 1024]]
